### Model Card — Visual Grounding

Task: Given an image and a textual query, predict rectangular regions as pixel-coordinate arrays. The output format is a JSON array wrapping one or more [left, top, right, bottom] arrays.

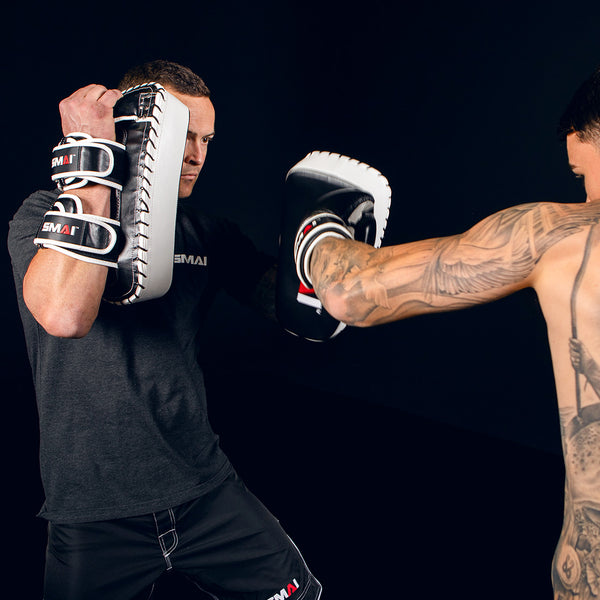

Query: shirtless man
[[280, 66, 600, 598]]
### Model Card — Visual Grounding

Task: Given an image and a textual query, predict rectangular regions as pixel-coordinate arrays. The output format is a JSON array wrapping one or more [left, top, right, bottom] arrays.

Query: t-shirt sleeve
[[7, 190, 57, 283]]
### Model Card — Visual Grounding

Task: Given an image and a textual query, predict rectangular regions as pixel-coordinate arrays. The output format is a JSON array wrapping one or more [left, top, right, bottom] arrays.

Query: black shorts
[[43, 470, 322, 600]]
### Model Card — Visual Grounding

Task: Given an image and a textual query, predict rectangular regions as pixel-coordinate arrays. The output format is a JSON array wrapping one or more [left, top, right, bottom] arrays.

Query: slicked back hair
[[558, 66, 600, 146], [118, 60, 210, 98]]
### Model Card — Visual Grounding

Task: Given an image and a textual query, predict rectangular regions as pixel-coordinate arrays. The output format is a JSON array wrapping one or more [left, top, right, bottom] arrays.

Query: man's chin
[[177, 184, 195, 199]]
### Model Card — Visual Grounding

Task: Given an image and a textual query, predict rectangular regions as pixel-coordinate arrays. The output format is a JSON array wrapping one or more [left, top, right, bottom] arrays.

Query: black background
[[3, 1, 600, 597]]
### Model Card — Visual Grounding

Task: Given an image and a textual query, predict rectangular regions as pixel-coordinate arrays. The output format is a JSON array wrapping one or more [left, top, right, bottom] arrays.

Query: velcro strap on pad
[[34, 195, 122, 268], [51, 133, 127, 191]]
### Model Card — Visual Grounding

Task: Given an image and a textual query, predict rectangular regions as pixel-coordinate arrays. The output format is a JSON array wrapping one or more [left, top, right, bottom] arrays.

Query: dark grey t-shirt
[[8, 189, 273, 523]]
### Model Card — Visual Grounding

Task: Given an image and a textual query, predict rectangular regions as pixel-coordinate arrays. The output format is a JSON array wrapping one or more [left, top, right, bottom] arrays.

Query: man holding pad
[[9, 60, 324, 600]]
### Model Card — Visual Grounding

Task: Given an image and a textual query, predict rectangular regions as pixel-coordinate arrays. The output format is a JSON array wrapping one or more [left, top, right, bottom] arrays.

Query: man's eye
[[575, 174, 585, 188], [201, 136, 214, 144]]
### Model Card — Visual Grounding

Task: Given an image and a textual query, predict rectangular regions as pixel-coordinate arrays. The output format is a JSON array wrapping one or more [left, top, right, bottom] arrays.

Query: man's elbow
[[25, 299, 96, 339], [321, 288, 372, 328], [23, 268, 100, 338], [43, 314, 94, 339], [321, 292, 349, 324]]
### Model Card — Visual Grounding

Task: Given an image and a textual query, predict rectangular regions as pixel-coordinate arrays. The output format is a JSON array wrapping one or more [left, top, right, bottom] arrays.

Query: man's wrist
[[75, 184, 112, 217]]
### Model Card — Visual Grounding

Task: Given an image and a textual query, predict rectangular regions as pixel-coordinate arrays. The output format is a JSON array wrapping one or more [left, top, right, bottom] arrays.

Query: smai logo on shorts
[[266, 578, 300, 600]]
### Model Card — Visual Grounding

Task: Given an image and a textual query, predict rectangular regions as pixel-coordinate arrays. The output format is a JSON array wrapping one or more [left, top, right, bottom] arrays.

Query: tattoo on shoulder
[[424, 202, 600, 298]]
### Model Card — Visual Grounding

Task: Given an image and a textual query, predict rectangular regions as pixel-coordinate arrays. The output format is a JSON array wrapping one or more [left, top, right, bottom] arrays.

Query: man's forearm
[[23, 185, 112, 338], [309, 236, 478, 327]]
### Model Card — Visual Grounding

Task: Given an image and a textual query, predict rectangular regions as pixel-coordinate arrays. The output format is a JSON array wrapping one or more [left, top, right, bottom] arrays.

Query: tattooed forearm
[[309, 202, 600, 326]]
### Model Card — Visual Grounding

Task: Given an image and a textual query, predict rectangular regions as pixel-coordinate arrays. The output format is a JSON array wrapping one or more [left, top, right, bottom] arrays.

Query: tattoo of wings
[[423, 203, 600, 298]]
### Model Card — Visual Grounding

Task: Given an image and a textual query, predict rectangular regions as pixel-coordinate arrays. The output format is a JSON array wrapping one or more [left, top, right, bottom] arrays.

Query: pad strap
[[51, 133, 127, 191], [34, 194, 122, 268], [294, 212, 352, 289]]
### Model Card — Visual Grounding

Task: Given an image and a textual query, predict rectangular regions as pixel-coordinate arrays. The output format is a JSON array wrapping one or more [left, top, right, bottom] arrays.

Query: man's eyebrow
[[188, 130, 216, 139]]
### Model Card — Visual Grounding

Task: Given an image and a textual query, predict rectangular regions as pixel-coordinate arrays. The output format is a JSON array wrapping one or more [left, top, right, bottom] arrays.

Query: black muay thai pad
[[276, 151, 392, 342], [103, 82, 189, 304]]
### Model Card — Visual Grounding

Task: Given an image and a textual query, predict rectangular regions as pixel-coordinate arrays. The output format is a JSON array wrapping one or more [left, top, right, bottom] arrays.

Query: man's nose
[[185, 140, 206, 166]]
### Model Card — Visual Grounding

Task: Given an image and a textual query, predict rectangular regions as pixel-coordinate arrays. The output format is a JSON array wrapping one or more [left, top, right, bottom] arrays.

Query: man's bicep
[[367, 233, 531, 324], [431, 205, 544, 297], [395, 201, 595, 309]]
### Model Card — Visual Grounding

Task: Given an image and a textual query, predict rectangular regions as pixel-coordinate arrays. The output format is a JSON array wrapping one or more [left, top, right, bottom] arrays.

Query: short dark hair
[[118, 60, 210, 97], [558, 65, 600, 145]]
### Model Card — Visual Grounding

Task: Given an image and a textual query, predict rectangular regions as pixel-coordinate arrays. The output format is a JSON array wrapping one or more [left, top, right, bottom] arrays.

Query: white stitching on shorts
[[153, 508, 179, 570], [286, 534, 322, 600], [187, 578, 221, 600]]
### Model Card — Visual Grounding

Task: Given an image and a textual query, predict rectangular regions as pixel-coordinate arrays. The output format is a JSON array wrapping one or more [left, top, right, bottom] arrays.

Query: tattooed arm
[[309, 202, 599, 327]]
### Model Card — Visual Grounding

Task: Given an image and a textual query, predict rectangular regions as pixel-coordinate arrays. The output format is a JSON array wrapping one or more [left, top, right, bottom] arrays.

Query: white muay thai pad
[[103, 82, 189, 304]]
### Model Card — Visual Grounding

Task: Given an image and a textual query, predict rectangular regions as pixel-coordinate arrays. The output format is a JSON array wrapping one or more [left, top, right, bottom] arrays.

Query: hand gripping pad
[[102, 83, 189, 304], [276, 151, 391, 341]]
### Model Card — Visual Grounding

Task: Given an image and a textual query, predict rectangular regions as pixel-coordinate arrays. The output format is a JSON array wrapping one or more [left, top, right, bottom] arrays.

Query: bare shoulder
[[530, 200, 600, 286], [465, 201, 600, 267], [468, 200, 600, 240]]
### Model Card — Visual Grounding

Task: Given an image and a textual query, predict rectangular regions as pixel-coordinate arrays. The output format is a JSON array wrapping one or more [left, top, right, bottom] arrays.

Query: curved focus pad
[[34, 193, 122, 268], [276, 151, 391, 342], [103, 82, 189, 304], [51, 133, 127, 191]]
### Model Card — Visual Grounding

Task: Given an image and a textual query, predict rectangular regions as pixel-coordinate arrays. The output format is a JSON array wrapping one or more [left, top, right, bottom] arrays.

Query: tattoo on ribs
[[553, 220, 600, 599]]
